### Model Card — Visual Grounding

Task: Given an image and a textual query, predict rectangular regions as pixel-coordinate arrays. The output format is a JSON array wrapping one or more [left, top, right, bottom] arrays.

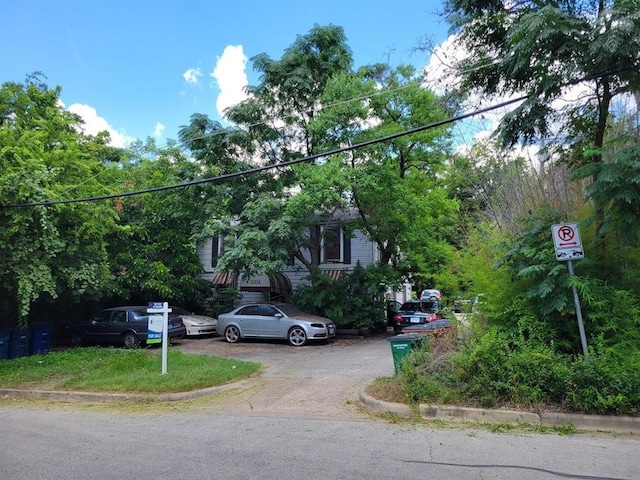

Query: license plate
[[410, 317, 421, 323]]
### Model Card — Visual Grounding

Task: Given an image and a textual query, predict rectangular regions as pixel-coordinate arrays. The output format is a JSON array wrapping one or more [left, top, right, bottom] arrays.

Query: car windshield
[[400, 301, 437, 313]]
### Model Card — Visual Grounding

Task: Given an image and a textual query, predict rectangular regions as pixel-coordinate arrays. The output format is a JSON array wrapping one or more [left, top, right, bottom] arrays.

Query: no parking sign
[[551, 223, 584, 261]]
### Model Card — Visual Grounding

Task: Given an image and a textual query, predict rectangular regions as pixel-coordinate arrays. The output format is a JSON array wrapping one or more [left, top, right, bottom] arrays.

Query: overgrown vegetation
[[291, 264, 391, 332], [3, 4, 640, 416]]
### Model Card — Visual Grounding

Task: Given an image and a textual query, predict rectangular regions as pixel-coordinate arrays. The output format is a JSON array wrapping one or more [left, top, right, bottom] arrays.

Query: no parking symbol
[[551, 223, 584, 261]]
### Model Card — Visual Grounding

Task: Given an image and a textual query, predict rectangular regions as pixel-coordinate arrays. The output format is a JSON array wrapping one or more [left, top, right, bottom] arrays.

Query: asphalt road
[[1, 333, 639, 479]]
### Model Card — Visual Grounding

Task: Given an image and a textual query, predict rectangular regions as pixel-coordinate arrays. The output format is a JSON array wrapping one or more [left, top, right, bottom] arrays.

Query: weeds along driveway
[[174, 333, 396, 420]]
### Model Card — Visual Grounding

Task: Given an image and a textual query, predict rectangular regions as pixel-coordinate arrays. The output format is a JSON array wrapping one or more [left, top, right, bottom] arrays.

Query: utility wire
[[3, 64, 636, 210], [1, 94, 529, 209]]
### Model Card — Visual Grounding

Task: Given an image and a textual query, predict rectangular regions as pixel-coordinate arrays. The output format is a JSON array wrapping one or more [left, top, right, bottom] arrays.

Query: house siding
[[197, 229, 379, 291]]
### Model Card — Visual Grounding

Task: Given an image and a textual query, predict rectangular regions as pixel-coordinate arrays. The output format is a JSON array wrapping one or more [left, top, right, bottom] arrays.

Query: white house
[[197, 222, 412, 305]]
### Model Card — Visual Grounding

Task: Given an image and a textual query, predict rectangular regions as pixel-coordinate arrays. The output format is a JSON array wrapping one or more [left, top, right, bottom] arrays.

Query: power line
[[3, 65, 636, 210], [1, 94, 528, 209]]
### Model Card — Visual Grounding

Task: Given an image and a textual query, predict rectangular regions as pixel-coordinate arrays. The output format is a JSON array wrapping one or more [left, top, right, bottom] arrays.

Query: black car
[[70, 306, 186, 348], [386, 299, 443, 334]]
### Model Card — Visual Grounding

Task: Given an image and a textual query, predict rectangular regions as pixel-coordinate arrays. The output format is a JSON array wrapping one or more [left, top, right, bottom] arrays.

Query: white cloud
[[211, 45, 249, 117], [154, 122, 165, 138], [67, 103, 130, 148], [183, 67, 203, 85]]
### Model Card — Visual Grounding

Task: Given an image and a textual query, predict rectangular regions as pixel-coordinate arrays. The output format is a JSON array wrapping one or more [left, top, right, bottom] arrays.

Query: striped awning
[[211, 271, 237, 286], [269, 272, 291, 294], [322, 269, 343, 280], [238, 272, 292, 294]]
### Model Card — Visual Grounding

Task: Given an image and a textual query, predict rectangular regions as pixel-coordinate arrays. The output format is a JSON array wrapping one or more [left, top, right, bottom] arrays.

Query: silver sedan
[[217, 303, 336, 347]]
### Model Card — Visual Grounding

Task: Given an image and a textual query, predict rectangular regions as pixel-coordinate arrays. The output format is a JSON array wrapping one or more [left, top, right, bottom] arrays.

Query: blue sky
[[4, 0, 453, 147]]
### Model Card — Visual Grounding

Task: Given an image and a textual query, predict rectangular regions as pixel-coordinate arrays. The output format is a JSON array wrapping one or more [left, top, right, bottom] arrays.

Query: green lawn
[[0, 347, 263, 394]]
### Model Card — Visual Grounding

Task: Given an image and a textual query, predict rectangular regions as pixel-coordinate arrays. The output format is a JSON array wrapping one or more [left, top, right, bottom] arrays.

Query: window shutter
[[343, 230, 351, 264], [211, 237, 219, 267]]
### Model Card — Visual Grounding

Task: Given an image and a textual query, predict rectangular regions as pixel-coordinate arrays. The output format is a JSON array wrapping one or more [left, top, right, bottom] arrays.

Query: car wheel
[[288, 326, 307, 347], [224, 325, 241, 343], [123, 332, 140, 349], [393, 326, 403, 335], [70, 333, 83, 347]]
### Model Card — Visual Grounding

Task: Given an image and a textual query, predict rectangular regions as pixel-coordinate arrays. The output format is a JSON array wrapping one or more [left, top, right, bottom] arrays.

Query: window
[[237, 305, 261, 316], [321, 224, 351, 264], [211, 235, 225, 268], [92, 311, 111, 324], [260, 305, 280, 316]]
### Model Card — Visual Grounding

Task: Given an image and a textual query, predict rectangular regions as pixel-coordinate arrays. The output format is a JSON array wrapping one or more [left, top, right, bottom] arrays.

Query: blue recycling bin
[[9, 328, 31, 359], [29, 324, 52, 355], [0, 329, 10, 360]]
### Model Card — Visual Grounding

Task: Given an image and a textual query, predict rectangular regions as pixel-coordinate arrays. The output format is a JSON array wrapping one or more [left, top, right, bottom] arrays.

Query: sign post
[[551, 224, 588, 358], [147, 302, 172, 374]]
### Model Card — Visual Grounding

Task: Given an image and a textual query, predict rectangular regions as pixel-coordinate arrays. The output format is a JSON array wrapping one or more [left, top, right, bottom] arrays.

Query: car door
[[83, 310, 113, 343], [258, 305, 285, 338], [386, 301, 401, 326], [234, 305, 261, 337], [101, 309, 128, 343]]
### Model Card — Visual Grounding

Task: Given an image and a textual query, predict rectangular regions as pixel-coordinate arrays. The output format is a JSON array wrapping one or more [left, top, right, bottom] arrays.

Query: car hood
[[179, 314, 217, 325], [291, 313, 334, 323]]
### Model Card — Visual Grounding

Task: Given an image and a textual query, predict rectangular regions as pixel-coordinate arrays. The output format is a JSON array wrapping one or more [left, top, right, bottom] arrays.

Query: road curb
[[357, 387, 640, 434], [0, 380, 250, 404]]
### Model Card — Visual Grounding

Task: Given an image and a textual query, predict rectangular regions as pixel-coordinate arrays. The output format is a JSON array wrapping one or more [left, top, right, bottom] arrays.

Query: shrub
[[291, 264, 388, 332]]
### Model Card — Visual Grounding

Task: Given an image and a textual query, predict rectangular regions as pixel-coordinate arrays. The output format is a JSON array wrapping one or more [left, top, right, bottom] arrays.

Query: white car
[[171, 307, 217, 337]]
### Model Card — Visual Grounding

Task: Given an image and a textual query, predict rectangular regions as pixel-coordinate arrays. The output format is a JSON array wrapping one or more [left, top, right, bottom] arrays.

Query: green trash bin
[[388, 333, 421, 374]]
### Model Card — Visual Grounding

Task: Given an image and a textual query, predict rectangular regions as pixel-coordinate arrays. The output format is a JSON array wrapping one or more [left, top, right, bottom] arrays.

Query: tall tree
[[196, 25, 355, 280], [442, 0, 640, 234], [0, 74, 121, 326], [107, 138, 216, 306], [309, 65, 458, 276]]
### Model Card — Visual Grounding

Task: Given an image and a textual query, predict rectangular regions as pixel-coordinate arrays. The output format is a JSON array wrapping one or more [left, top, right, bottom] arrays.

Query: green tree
[[187, 25, 355, 281], [107, 139, 214, 306], [0, 74, 121, 326], [443, 0, 640, 234], [310, 65, 458, 278]]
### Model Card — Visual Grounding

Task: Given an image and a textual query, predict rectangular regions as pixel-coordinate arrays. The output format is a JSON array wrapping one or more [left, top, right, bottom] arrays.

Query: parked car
[[70, 306, 186, 348], [217, 303, 336, 347], [420, 289, 443, 302], [386, 299, 444, 334], [170, 306, 217, 337]]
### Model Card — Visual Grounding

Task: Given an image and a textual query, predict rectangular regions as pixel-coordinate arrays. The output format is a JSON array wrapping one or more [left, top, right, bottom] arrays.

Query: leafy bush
[[291, 263, 388, 332], [400, 323, 640, 414]]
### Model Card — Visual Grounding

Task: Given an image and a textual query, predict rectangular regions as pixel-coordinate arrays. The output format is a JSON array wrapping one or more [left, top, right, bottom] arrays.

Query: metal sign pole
[[567, 260, 588, 359], [147, 302, 171, 374]]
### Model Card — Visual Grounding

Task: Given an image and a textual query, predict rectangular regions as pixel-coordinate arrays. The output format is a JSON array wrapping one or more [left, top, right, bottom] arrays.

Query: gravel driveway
[[174, 333, 396, 419]]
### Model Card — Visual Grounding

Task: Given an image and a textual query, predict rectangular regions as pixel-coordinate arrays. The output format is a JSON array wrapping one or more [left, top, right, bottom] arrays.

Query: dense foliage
[[2, 14, 639, 416]]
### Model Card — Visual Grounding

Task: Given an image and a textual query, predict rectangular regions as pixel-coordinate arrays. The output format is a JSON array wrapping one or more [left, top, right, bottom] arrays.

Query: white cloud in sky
[[67, 103, 130, 148], [183, 67, 203, 85], [154, 122, 165, 138], [211, 45, 249, 117]]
